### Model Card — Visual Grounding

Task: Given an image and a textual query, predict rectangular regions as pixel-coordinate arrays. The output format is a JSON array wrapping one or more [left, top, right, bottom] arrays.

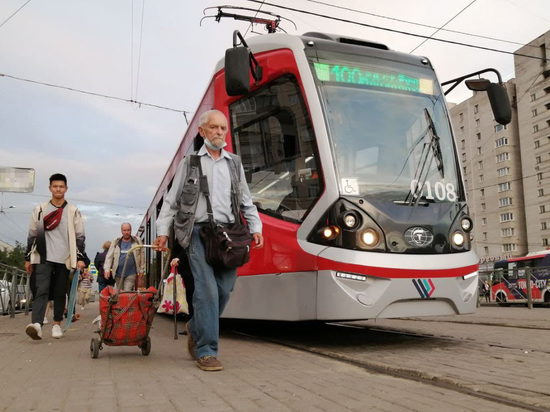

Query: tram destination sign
[[313, 62, 434, 95]]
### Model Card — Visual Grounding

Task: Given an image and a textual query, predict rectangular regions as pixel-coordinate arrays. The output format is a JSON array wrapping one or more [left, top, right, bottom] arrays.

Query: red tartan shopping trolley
[[90, 245, 170, 358]]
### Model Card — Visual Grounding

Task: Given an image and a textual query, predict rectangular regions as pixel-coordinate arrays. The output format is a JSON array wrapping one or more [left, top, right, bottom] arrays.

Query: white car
[[0, 280, 12, 314]]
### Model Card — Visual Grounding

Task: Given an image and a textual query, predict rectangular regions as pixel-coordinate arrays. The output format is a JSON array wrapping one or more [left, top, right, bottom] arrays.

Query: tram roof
[[215, 32, 434, 72]]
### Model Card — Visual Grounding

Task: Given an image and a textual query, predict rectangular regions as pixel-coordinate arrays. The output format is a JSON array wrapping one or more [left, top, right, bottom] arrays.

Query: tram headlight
[[460, 217, 473, 232], [452, 231, 465, 247], [344, 214, 357, 228], [320, 225, 340, 241], [360, 228, 380, 247], [338, 211, 361, 229]]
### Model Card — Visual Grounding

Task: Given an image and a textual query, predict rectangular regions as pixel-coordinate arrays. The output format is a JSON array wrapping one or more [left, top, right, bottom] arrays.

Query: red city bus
[[491, 251, 550, 305]]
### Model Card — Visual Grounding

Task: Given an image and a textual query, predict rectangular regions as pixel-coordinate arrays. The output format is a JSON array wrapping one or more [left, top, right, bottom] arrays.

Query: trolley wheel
[[90, 337, 100, 359], [141, 336, 151, 356]]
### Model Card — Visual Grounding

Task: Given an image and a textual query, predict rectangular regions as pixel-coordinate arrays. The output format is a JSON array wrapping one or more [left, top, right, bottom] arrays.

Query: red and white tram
[[139, 30, 511, 321]]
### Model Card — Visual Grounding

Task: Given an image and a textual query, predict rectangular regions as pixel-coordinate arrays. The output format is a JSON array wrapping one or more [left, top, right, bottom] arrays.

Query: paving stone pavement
[[0, 302, 532, 412]]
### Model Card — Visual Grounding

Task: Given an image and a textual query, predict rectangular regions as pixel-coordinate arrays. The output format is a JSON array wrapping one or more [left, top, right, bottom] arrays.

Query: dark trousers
[[32, 262, 70, 324]]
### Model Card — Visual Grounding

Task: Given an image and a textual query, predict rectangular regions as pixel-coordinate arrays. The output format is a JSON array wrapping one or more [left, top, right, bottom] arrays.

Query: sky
[[0, 0, 549, 259]]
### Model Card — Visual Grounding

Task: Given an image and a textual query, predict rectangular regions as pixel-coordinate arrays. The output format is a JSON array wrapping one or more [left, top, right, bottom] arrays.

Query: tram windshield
[[309, 51, 462, 204]]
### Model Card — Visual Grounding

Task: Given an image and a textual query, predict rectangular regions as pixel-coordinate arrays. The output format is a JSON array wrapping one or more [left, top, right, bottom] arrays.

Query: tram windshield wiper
[[405, 109, 445, 206]]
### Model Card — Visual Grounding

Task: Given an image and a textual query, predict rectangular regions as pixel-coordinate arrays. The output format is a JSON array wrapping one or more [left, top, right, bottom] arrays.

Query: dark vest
[[173, 152, 244, 248]]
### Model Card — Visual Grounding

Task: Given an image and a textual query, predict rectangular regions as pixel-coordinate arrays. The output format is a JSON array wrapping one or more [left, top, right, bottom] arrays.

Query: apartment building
[[449, 29, 550, 268], [514, 30, 550, 253]]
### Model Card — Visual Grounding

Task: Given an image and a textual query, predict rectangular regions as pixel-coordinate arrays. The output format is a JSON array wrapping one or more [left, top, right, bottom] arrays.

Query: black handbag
[[196, 156, 253, 269]]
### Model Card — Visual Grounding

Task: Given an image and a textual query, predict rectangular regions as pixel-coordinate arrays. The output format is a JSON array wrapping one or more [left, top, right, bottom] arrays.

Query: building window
[[478, 161, 483, 169], [494, 124, 506, 133], [544, 238, 549, 247], [476, 133, 481, 141], [534, 124, 539, 133], [540, 205, 546, 214], [499, 197, 512, 207], [495, 137, 508, 147], [536, 156, 542, 164], [474, 105, 479, 114], [484, 246, 489, 254], [462, 153, 466, 162], [482, 232, 487, 240], [480, 188, 485, 198], [461, 139, 465, 150], [501, 228, 514, 237], [497, 167, 510, 177], [477, 147, 482, 155], [539, 189, 545, 197], [496, 153, 510, 163], [532, 109, 538, 117], [482, 217, 487, 225], [476, 119, 480, 127], [459, 113, 464, 122], [531, 93, 536, 101], [500, 212, 513, 222], [537, 172, 543, 181], [542, 222, 547, 230], [498, 182, 511, 192], [463, 166, 467, 174], [502, 244, 517, 252], [460, 126, 464, 134], [481, 203, 486, 211], [479, 174, 484, 183], [535, 140, 540, 148]]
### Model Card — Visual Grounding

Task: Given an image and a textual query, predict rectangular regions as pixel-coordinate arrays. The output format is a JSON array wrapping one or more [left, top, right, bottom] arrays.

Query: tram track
[[225, 320, 550, 412]]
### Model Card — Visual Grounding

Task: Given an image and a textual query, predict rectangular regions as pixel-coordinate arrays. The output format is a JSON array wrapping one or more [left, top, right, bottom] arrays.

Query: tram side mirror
[[465, 79, 512, 125], [225, 47, 250, 96]]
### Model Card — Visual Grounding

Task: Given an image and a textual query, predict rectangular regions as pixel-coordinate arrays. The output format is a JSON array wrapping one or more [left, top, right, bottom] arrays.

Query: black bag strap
[[193, 154, 242, 225]]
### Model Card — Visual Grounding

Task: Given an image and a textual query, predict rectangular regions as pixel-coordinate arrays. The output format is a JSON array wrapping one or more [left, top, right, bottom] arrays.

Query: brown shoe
[[197, 356, 223, 371], [186, 322, 197, 360]]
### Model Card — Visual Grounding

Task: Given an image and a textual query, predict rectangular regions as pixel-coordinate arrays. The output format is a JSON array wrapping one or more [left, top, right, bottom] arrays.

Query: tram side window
[[229, 75, 322, 222]]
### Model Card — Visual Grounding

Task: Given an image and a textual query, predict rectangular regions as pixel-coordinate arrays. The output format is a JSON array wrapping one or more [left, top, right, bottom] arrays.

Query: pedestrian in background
[[104, 223, 144, 291], [154, 110, 263, 372], [78, 267, 93, 310], [94, 241, 112, 293], [482, 280, 490, 303], [24, 173, 87, 340]]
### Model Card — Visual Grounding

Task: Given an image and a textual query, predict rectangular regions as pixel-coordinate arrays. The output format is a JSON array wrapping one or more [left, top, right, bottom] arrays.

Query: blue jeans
[[186, 225, 237, 358]]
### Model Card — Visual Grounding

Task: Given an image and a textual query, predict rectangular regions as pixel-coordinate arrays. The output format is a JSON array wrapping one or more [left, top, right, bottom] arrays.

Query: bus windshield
[[309, 51, 462, 204]]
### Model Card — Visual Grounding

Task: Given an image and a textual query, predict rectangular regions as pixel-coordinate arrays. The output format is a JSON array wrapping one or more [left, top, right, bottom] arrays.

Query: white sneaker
[[52, 324, 63, 339], [26, 323, 42, 340], [43, 317, 49, 324]]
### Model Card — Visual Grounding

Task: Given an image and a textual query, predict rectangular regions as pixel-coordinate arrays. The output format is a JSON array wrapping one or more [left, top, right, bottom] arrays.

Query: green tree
[[0, 242, 26, 270]]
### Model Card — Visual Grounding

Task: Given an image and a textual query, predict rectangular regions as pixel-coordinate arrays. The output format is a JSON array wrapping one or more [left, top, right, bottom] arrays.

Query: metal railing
[[478, 266, 550, 309], [0, 262, 31, 318]]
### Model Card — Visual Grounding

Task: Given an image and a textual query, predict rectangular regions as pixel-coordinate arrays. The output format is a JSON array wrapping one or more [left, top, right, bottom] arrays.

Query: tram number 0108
[[410, 180, 457, 202]]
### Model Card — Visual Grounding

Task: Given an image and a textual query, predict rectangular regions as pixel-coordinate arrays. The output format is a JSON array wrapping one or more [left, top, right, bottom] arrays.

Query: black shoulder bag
[[196, 156, 253, 269]]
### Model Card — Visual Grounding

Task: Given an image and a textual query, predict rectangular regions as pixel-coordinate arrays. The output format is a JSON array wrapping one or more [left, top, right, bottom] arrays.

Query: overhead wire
[[301, 0, 540, 49], [0, 0, 32, 29], [134, 0, 146, 101], [409, 0, 477, 53], [244, 0, 545, 61], [0, 72, 192, 115], [131, 0, 134, 101]]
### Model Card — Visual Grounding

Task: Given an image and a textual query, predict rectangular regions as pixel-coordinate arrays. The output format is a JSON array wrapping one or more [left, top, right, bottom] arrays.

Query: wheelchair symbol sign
[[341, 178, 359, 195]]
